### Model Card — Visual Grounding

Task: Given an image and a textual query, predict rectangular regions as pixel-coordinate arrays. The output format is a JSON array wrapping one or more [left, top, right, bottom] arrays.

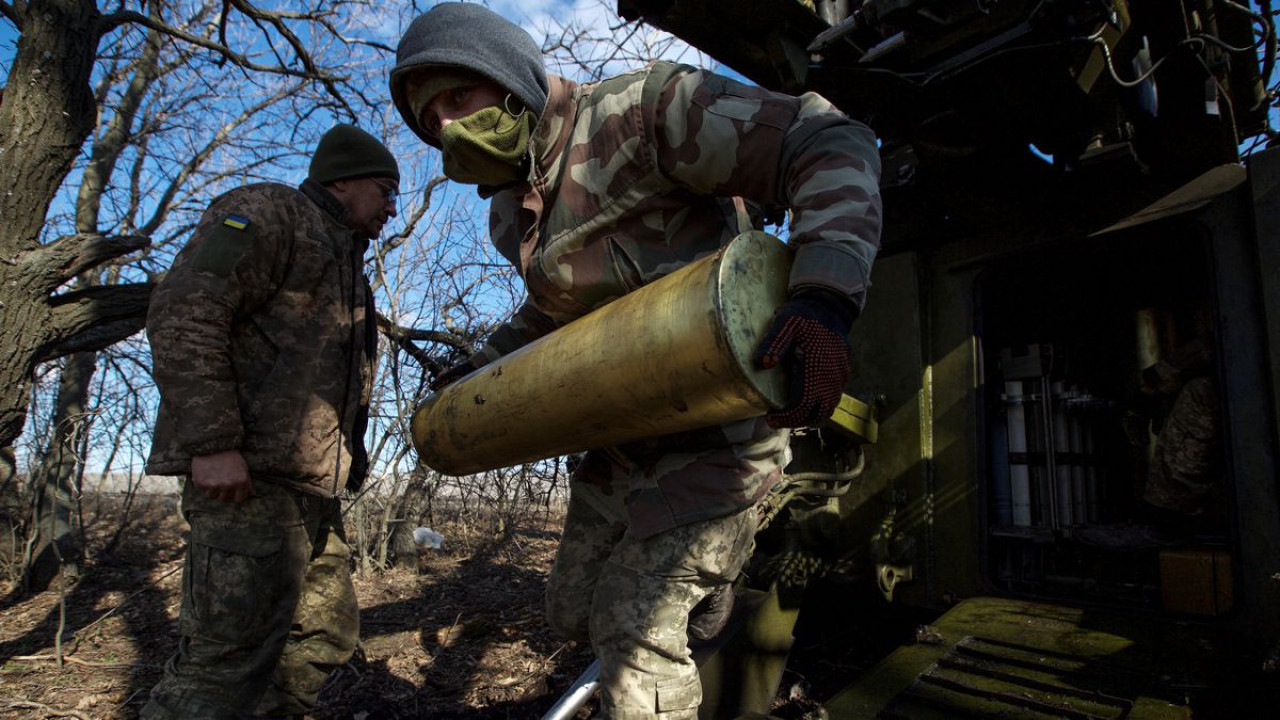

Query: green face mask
[[438, 106, 536, 186]]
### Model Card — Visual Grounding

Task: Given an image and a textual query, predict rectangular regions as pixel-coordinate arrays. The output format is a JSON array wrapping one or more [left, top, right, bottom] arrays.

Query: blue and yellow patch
[[193, 213, 257, 277]]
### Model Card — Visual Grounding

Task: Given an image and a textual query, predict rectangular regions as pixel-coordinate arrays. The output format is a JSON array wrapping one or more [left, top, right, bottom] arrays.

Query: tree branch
[[1, 1, 22, 31], [77, 17, 166, 235], [226, 0, 351, 111], [378, 175, 449, 254], [376, 313, 491, 382], [37, 283, 155, 364], [22, 234, 150, 293], [94, 10, 348, 86], [138, 81, 303, 236], [377, 313, 477, 355], [388, 335, 440, 375], [316, 16, 395, 53]]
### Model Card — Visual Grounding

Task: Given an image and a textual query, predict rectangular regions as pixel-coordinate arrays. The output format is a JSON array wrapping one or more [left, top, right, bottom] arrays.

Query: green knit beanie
[[308, 124, 400, 184]]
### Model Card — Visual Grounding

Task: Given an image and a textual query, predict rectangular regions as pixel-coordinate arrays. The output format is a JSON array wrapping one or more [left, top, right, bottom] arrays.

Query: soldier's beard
[[438, 106, 533, 186], [355, 218, 384, 241], [344, 212, 384, 241]]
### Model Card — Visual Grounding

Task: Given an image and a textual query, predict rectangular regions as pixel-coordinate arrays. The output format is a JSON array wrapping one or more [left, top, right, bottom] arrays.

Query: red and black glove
[[429, 356, 485, 392], [754, 290, 855, 428]]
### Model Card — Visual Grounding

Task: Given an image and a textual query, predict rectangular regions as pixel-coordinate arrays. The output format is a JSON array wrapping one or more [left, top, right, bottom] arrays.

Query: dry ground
[[0, 493, 598, 720]]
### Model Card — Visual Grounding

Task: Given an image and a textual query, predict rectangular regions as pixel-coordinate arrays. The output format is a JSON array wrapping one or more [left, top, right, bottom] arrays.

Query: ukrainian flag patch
[[223, 214, 250, 230]]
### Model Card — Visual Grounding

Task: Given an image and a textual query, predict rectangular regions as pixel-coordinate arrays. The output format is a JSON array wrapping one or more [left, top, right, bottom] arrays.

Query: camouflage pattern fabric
[[470, 61, 879, 535], [146, 179, 376, 496], [573, 416, 789, 541], [1144, 376, 1220, 515], [476, 62, 882, 364], [1143, 334, 1215, 396], [464, 60, 879, 717], [141, 479, 358, 720], [1141, 335, 1219, 515], [547, 475, 757, 719]]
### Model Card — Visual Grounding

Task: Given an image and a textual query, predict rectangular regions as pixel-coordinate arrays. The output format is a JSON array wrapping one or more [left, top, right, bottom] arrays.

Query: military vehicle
[[611, 1, 1280, 717]]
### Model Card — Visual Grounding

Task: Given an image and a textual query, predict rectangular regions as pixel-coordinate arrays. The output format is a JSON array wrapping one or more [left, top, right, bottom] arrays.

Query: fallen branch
[[544, 642, 571, 664], [55, 574, 68, 668], [1, 698, 92, 719], [10, 654, 145, 670]]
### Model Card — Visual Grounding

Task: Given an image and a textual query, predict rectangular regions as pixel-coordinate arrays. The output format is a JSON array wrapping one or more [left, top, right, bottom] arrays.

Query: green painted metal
[[696, 585, 800, 720], [824, 597, 1205, 719]]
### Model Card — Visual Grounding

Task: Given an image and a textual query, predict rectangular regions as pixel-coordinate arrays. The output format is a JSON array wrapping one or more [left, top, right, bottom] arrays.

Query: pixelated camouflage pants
[[546, 478, 757, 719], [141, 478, 358, 720]]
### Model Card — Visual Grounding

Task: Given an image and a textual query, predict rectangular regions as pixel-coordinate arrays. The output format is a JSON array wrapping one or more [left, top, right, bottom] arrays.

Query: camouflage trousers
[[1144, 376, 1221, 516], [546, 476, 757, 719], [141, 478, 358, 720]]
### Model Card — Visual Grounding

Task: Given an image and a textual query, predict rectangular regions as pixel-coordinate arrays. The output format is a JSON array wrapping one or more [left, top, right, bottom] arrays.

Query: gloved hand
[[754, 289, 855, 428], [429, 356, 485, 392]]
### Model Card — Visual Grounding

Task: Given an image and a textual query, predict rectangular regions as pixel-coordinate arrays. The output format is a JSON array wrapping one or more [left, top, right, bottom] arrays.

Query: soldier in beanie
[[392, 4, 883, 717], [141, 124, 400, 719]]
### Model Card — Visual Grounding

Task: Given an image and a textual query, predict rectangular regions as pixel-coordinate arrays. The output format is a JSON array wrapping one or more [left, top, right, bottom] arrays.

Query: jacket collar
[[476, 74, 579, 199], [300, 177, 351, 225], [531, 74, 579, 181], [299, 177, 370, 253]]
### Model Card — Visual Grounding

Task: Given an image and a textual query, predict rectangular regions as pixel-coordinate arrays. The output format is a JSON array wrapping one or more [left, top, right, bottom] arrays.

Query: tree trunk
[[21, 13, 168, 589], [0, 0, 102, 463], [24, 352, 96, 592]]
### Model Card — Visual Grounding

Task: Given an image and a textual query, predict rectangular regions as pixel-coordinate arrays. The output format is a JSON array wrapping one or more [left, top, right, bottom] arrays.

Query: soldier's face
[[335, 176, 398, 240], [419, 80, 509, 140]]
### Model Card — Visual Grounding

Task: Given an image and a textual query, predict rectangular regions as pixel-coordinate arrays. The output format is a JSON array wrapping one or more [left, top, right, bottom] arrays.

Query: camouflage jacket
[[473, 62, 882, 534], [475, 62, 882, 358], [146, 180, 377, 497]]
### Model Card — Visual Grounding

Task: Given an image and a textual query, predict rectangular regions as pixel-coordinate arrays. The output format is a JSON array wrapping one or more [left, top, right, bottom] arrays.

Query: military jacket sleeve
[[146, 187, 294, 458], [470, 64, 882, 364], [651, 66, 883, 306]]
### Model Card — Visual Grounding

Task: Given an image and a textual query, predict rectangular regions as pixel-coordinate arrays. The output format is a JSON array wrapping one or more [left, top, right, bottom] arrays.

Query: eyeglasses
[[371, 178, 399, 204]]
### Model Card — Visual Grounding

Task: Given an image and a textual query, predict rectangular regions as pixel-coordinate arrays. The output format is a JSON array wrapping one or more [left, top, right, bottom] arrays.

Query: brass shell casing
[[411, 231, 791, 476]]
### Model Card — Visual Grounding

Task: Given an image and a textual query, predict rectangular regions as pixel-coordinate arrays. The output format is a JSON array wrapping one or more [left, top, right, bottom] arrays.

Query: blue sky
[[0, 1, 696, 87], [0, 17, 16, 81]]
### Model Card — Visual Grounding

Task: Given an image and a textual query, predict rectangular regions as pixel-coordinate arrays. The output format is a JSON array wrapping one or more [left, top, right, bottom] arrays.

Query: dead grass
[[0, 493, 597, 720]]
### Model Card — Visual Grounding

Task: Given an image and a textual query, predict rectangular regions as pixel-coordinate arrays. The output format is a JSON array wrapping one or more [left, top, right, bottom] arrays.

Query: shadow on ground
[[316, 523, 596, 720], [0, 494, 183, 718]]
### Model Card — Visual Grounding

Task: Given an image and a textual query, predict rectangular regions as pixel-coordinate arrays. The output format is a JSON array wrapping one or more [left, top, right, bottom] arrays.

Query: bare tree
[[0, 0, 387, 491], [353, 152, 525, 567], [22, 7, 198, 592], [2, 0, 392, 589], [2, 0, 707, 580]]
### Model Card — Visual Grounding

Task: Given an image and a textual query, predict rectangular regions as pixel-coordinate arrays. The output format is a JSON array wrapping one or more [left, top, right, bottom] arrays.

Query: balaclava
[[390, 3, 549, 185], [436, 103, 538, 186]]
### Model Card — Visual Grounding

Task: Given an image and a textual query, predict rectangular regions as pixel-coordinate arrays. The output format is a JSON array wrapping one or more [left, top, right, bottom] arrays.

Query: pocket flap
[[189, 519, 283, 557], [655, 672, 702, 712]]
